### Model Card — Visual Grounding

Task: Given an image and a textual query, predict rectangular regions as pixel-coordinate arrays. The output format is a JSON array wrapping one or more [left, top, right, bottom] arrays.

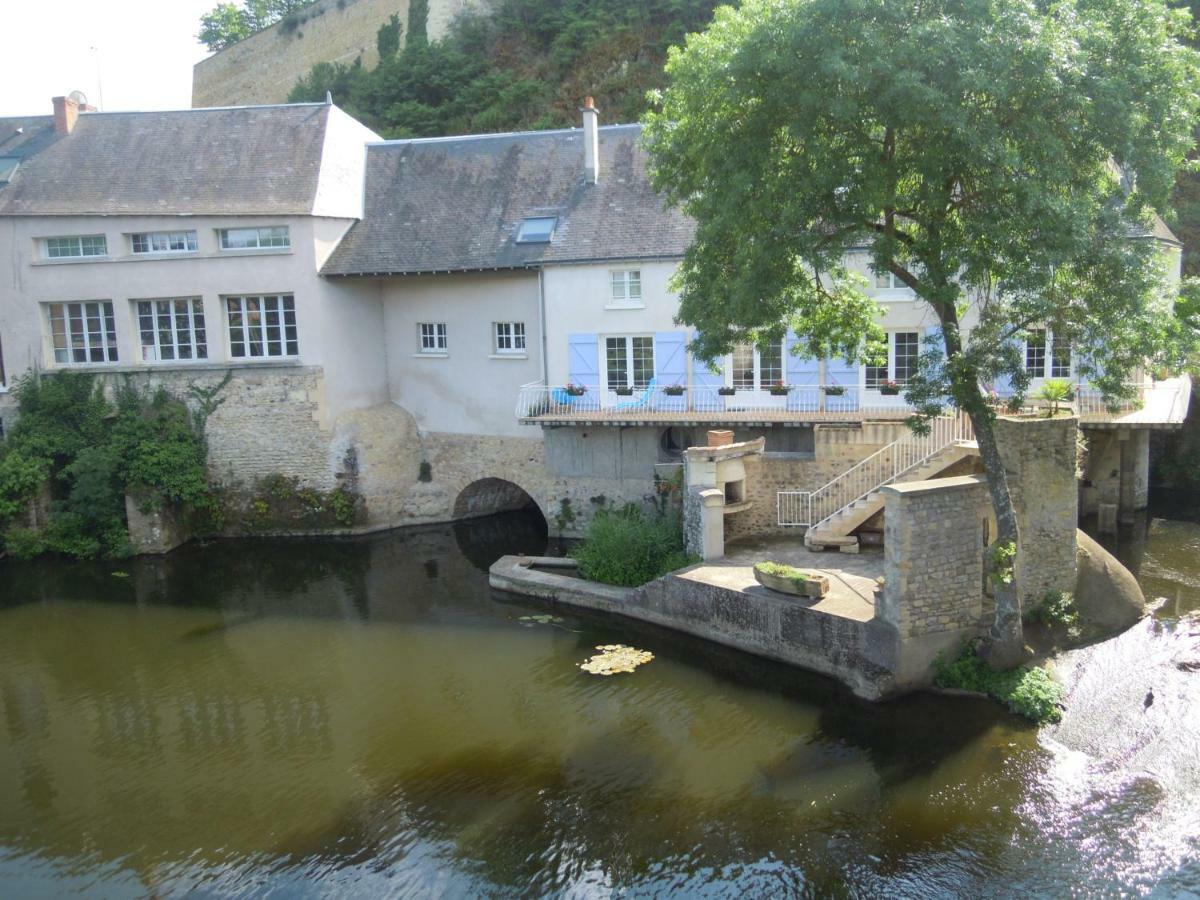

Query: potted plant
[[663, 384, 686, 396], [718, 386, 736, 396], [769, 380, 791, 396], [879, 380, 901, 396], [823, 384, 846, 396], [565, 383, 587, 397]]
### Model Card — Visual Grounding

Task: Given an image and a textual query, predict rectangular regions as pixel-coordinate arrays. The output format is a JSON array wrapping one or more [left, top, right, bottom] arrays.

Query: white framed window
[[419, 322, 448, 353], [136, 298, 207, 362], [131, 231, 198, 255], [1025, 329, 1072, 379], [47, 301, 119, 364], [605, 335, 655, 390], [516, 216, 556, 243], [874, 271, 905, 290], [609, 270, 643, 305], [731, 341, 784, 390], [493, 322, 526, 354], [225, 295, 297, 358], [865, 331, 920, 388], [218, 226, 290, 251], [43, 235, 107, 259]]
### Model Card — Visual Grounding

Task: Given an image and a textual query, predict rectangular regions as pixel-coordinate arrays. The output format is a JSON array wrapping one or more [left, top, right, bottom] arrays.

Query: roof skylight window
[[517, 216, 557, 243], [0, 157, 19, 183]]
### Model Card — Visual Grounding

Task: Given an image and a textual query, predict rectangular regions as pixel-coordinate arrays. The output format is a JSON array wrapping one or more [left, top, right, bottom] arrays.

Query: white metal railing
[[777, 410, 974, 528], [516, 383, 916, 418]]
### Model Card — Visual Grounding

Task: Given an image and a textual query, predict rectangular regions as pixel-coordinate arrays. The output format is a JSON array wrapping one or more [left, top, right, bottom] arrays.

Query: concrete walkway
[[676, 535, 884, 623]]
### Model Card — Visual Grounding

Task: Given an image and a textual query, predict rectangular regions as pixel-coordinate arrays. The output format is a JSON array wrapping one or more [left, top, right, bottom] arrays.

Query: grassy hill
[[287, 0, 723, 137]]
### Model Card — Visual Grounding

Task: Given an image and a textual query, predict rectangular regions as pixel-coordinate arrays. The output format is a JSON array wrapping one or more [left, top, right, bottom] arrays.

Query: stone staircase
[[804, 439, 979, 550], [776, 411, 977, 552]]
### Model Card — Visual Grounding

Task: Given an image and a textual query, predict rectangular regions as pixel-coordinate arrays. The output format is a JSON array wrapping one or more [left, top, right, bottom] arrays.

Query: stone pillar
[[125, 494, 190, 555], [878, 475, 990, 686], [1118, 430, 1137, 523], [698, 488, 725, 560], [993, 416, 1079, 608]]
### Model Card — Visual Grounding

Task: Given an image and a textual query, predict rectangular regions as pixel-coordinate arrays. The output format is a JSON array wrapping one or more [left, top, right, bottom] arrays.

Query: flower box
[[769, 385, 791, 396], [879, 384, 901, 396], [565, 385, 587, 397], [717, 387, 736, 396], [753, 562, 830, 599], [823, 386, 846, 396], [663, 385, 686, 396], [614, 386, 634, 396]]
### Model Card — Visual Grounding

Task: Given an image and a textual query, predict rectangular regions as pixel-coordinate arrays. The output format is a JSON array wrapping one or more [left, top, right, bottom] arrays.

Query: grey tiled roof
[[0, 104, 331, 216], [0, 116, 59, 186], [321, 123, 694, 275]]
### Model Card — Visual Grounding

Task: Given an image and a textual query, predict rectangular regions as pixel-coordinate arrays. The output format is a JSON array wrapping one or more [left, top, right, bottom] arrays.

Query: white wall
[[0, 213, 389, 420], [381, 271, 542, 436]]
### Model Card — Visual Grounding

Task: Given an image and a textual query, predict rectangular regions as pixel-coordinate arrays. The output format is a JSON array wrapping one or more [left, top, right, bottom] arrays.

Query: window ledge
[[414, 351, 449, 358], [31, 256, 112, 266], [217, 248, 293, 257], [605, 302, 646, 311], [490, 353, 529, 360]]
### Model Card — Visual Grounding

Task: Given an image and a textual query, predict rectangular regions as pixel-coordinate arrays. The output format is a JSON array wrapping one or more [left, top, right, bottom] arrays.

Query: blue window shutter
[[691, 332, 724, 389], [785, 331, 820, 385], [925, 325, 944, 362], [567, 333, 599, 389], [824, 355, 859, 385], [654, 331, 687, 386]]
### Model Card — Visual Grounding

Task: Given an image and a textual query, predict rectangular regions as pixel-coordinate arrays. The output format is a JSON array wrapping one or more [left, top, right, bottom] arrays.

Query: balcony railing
[[516, 378, 1191, 426]]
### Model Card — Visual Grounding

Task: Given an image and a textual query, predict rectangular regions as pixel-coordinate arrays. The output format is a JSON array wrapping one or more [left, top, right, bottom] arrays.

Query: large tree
[[645, 0, 1200, 664]]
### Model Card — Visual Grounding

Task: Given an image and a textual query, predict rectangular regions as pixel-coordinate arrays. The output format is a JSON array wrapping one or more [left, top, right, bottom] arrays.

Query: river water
[[0, 509, 1196, 897]]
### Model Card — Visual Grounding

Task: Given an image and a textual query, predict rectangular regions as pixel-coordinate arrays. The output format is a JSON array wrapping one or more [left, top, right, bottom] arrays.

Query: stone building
[[0, 95, 1190, 550]]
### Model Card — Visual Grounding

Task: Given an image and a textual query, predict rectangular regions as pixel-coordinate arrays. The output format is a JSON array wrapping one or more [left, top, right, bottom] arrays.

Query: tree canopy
[[644, 0, 1200, 661], [199, 0, 312, 52]]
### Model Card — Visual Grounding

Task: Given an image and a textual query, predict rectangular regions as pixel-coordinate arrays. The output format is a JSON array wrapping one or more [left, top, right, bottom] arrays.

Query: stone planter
[[753, 565, 830, 599]]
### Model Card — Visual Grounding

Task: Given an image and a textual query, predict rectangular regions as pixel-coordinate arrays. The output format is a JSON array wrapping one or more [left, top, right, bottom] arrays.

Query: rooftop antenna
[[89, 46, 105, 109]]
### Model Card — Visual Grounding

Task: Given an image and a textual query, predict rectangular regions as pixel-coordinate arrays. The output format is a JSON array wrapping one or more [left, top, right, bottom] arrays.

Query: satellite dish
[[68, 90, 88, 106]]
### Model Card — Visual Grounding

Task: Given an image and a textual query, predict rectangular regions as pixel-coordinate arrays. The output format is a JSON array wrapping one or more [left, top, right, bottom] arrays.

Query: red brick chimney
[[52, 96, 80, 135]]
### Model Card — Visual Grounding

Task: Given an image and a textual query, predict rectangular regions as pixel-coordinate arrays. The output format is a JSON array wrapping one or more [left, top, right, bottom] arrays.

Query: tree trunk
[[967, 406, 1026, 668]]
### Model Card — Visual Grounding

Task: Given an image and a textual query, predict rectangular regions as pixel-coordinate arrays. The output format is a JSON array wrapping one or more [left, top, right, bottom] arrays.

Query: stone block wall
[[879, 475, 989, 639], [724, 422, 907, 542], [192, 0, 491, 107], [994, 416, 1079, 607]]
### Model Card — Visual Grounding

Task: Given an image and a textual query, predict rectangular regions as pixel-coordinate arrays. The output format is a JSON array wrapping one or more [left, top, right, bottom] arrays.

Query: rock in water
[[1074, 529, 1146, 634]]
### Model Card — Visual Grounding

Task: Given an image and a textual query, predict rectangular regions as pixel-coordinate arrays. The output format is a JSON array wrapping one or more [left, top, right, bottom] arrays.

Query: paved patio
[[676, 535, 885, 623]]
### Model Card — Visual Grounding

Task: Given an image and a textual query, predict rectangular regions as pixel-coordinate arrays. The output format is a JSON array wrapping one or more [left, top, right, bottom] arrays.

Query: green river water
[[0, 508, 1196, 897]]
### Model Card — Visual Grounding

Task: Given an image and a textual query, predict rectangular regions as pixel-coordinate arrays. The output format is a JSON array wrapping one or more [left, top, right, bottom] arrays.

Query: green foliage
[[934, 641, 1065, 725], [1026, 590, 1081, 637], [989, 541, 1017, 587], [197, 0, 311, 51], [377, 13, 402, 60], [287, 0, 723, 137], [233, 474, 361, 532], [0, 375, 215, 560], [1035, 379, 1075, 417], [2, 526, 45, 560], [644, 0, 1200, 419], [552, 497, 576, 533], [572, 505, 695, 587]]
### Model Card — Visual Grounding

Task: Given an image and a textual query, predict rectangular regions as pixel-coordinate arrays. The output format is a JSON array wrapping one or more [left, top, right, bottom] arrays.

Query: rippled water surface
[[0, 509, 1197, 897]]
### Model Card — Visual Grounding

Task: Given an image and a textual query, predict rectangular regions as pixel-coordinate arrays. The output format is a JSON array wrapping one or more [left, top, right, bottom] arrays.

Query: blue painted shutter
[[993, 339, 1019, 393], [824, 355, 860, 412], [924, 325, 944, 363], [785, 332, 821, 385], [654, 331, 688, 386], [567, 333, 599, 390], [691, 332, 724, 389]]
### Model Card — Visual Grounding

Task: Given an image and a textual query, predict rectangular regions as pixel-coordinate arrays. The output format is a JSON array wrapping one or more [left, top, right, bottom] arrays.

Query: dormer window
[[517, 216, 556, 243]]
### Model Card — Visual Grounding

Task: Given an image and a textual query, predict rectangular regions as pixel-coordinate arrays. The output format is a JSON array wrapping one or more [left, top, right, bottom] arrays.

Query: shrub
[[572, 505, 695, 587], [1026, 590, 1081, 635], [1035, 379, 1075, 416], [3, 526, 45, 560], [934, 640, 1065, 724]]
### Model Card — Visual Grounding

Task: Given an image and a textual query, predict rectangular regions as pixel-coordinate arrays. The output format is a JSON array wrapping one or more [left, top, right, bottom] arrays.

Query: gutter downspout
[[538, 266, 549, 385]]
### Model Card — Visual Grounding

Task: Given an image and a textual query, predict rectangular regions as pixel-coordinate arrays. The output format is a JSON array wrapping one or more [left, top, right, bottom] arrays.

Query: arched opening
[[453, 477, 542, 522], [452, 478, 548, 571]]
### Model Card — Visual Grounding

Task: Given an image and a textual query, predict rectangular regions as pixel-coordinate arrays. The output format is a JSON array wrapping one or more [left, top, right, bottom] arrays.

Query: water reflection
[[0, 508, 1196, 896]]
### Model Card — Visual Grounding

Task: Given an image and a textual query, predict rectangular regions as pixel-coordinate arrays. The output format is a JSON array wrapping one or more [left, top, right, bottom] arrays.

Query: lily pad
[[579, 644, 654, 676]]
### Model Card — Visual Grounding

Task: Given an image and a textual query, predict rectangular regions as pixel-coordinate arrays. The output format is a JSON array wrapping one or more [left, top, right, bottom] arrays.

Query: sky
[[1, 0, 217, 117]]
